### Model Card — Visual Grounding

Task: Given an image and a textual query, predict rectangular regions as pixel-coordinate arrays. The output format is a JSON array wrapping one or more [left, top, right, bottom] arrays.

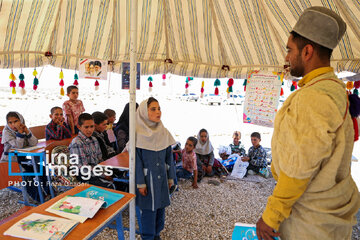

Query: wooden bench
[[29, 125, 47, 140]]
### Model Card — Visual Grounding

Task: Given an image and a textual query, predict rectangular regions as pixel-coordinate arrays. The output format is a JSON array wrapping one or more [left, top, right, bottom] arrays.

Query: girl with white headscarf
[[1, 112, 38, 162], [194, 128, 215, 180], [135, 97, 176, 240]]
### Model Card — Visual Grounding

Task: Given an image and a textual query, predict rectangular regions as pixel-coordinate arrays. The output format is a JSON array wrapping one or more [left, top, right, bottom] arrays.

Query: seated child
[[176, 137, 198, 189], [230, 131, 246, 156], [1, 112, 50, 201], [63, 85, 85, 135], [92, 111, 116, 160], [241, 132, 269, 178], [69, 113, 115, 189], [104, 109, 116, 130], [194, 129, 215, 179], [46, 107, 72, 140]]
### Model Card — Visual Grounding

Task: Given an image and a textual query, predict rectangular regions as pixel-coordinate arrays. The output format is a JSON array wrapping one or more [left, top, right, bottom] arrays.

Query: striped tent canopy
[[0, 0, 359, 78]]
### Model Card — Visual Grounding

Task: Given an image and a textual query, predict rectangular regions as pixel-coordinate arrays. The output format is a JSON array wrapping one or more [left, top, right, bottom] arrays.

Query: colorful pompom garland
[[33, 69, 39, 90], [9, 71, 16, 94], [148, 76, 153, 92], [59, 70, 65, 96], [214, 79, 221, 95]]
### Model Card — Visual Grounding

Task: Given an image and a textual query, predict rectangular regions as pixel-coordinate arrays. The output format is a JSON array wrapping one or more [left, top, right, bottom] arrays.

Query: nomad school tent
[[0, 0, 359, 78], [1, 1, 359, 239]]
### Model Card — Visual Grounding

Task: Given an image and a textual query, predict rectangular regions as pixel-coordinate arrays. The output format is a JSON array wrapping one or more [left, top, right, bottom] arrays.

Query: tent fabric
[[0, 0, 359, 78]]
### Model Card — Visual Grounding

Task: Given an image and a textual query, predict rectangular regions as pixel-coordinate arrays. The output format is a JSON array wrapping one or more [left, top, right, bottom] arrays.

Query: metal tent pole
[[129, 0, 138, 239]]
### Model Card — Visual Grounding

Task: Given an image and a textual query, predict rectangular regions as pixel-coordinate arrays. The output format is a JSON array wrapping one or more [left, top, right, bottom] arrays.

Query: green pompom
[[33, 77, 39, 85], [214, 79, 221, 86], [228, 86, 233, 92], [19, 73, 25, 80], [74, 74, 79, 80], [148, 76, 153, 81], [290, 84, 295, 91], [243, 79, 247, 86], [354, 89, 359, 96]]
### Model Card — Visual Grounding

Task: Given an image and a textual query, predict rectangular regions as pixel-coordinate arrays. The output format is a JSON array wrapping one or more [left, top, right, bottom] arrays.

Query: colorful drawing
[[20, 219, 55, 232]]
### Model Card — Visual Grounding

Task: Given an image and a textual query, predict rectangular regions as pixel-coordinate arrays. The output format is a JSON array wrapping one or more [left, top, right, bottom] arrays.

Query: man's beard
[[289, 56, 305, 77]]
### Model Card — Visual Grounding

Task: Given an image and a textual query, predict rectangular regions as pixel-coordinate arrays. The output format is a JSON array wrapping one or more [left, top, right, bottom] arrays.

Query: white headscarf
[[194, 129, 214, 155], [1, 112, 25, 144], [135, 98, 176, 151]]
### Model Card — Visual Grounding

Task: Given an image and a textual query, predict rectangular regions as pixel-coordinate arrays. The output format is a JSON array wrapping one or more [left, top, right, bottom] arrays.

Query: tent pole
[[129, 0, 138, 239]]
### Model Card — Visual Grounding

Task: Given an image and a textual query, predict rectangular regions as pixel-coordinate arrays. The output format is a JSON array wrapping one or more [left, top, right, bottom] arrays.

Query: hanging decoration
[[19, 72, 26, 95], [214, 79, 221, 95], [200, 81, 205, 98], [280, 87, 284, 96], [59, 69, 65, 96], [73, 73, 79, 86], [9, 71, 16, 94], [148, 76, 153, 92], [346, 81, 354, 90], [353, 81, 360, 95], [227, 78, 234, 98], [185, 78, 189, 95], [162, 74, 166, 86], [290, 81, 298, 92], [33, 69, 39, 90], [95, 80, 100, 91], [243, 79, 247, 91]]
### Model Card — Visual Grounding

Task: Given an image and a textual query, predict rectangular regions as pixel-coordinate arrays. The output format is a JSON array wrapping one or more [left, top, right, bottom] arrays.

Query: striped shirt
[[45, 120, 72, 140]]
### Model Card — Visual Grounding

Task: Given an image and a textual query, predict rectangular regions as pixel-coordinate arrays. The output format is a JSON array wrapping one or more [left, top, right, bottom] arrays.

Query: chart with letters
[[243, 71, 283, 128]]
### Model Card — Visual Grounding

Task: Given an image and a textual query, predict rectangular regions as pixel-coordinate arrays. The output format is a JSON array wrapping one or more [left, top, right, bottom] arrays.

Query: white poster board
[[243, 71, 283, 127], [79, 59, 108, 80]]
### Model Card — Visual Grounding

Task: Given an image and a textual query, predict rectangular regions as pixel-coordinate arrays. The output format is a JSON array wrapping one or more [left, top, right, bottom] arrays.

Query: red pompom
[[354, 81, 360, 89], [33, 85, 38, 90], [228, 78, 234, 86], [10, 81, 16, 87], [215, 87, 219, 95], [162, 74, 166, 80], [244, 86, 246, 91], [149, 82, 153, 87], [201, 87, 204, 93], [59, 79, 64, 86], [280, 87, 284, 96], [19, 80, 25, 88], [95, 80, 99, 86], [185, 83, 189, 88], [73, 79, 79, 86]]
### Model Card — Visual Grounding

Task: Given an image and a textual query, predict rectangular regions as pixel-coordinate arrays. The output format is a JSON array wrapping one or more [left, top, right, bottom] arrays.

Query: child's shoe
[[259, 167, 269, 178]]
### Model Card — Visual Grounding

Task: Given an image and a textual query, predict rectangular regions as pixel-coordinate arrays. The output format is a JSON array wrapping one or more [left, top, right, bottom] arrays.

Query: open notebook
[[232, 223, 280, 240], [4, 213, 78, 240]]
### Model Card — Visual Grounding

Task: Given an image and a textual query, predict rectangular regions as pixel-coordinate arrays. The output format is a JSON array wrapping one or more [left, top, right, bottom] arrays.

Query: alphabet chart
[[243, 71, 283, 128]]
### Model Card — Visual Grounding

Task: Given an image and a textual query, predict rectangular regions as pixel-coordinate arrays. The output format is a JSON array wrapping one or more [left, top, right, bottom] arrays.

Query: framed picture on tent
[[79, 59, 108, 80], [243, 71, 283, 128], [122, 62, 141, 89]]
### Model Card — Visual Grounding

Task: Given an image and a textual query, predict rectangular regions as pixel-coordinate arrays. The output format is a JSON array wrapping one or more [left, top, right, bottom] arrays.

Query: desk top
[[10, 136, 76, 154], [98, 152, 129, 170], [0, 184, 135, 240]]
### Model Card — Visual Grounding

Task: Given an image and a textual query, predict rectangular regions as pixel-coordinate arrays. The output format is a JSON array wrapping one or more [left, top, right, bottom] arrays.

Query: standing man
[[256, 7, 360, 240]]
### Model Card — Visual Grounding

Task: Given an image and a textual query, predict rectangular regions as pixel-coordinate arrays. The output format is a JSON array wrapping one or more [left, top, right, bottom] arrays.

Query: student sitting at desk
[[92, 111, 116, 160], [1, 112, 38, 162], [1, 112, 50, 202], [69, 113, 115, 189], [46, 107, 72, 140]]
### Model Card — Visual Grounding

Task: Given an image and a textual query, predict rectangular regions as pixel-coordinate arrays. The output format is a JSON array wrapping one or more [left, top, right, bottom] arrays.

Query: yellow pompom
[[12, 87, 16, 94], [226, 87, 230, 93], [201, 81, 204, 88], [59, 71, 64, 79], [346, 81, 354, 90], [33, 69, 38, 76], [9, 73, 16, 81], [60, 87, 64, 96]]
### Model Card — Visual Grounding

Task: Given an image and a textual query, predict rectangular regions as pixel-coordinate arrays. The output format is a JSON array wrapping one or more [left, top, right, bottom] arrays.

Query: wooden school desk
[[98, 152, 129, 170], [0, 184, 135, 240]]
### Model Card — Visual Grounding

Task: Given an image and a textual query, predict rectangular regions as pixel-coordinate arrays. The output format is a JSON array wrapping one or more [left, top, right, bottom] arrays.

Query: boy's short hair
[[251, 132, 261, 139], [92, 111, 108, 125], [104, 109, 116, 117], [50, 106, 62, 114], [187, 136, 198, 147], [67, 85, 78, 94], [78, 113, 93, 126], [233, 131, 241, 139]]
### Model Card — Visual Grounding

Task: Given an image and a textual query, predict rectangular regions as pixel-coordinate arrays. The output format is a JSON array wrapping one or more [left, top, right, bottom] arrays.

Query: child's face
[[50, 109, 64, 124], [251, 137, 261, 147], [95, 120, 108, 133], [233, 136, 240, 145], [7, 116, 21, 131], [67, 89, 79, 101], [79, 120, 95, 137], [148, 101, 161, 122], [107, 115, 116, 124], [220, 152, 228, 160], [185, 139, 195, 153], [200, 132, 207, 143]]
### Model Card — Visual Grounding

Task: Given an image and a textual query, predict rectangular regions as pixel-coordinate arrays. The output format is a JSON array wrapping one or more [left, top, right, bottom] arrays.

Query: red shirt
[[181, 149, 197, 172]]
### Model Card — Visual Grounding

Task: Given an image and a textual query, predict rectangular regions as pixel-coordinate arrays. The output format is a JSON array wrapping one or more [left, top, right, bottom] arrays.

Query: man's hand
[[256, 217, 280, 240], [138, 187, 147, 196]]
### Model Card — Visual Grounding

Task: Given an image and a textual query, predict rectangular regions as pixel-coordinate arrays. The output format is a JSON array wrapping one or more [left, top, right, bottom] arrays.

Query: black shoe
[[154, 236, 161, 240]]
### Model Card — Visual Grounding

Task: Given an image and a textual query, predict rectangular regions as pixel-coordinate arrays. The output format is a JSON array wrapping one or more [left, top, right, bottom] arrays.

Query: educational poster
[[79, 59, 108, 80], [122, 62, 141, 89], [243, 71, 283, 128]]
